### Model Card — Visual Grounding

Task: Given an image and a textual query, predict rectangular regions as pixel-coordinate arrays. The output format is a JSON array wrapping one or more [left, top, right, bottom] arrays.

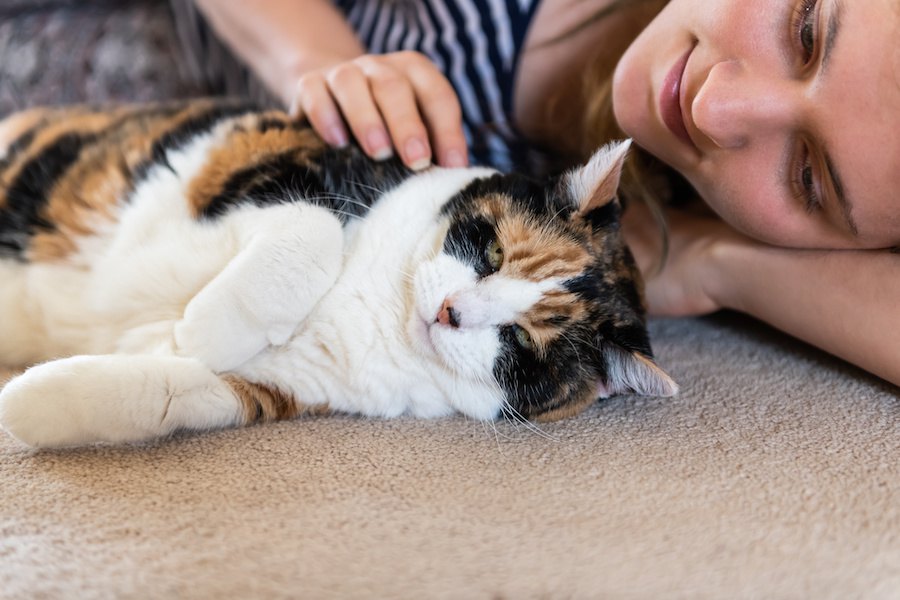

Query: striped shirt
[[332, 0, 547, 172]]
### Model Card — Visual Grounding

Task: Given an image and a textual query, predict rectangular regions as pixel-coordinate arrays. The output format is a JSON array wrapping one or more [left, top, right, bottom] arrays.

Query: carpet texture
[[1, 1, 898, 598], [2, 316, 898, 599]]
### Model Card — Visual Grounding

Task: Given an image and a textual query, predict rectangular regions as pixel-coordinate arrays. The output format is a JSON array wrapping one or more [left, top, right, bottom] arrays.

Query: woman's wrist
[[194, 0, 366, 109], [702, 229, 764, 314]]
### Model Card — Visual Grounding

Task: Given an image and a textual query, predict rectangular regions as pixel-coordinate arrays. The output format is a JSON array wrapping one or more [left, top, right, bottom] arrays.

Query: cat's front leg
[[175, 204, 344, 372], [0, 355, 242, 448]]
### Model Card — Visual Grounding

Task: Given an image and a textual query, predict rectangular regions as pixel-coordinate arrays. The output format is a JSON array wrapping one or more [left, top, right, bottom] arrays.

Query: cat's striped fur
[[0, 99, 676, 448]]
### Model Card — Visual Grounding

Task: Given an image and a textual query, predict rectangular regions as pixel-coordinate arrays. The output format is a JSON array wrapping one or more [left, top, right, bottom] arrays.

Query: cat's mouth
[[408, 313, 439, 356]]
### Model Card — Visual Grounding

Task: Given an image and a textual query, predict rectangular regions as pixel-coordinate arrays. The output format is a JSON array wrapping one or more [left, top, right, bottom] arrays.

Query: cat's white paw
[[0, 355, 242, 448], [175, 206, 344, 372], [0, 359, 111, 448], [174, 291, 270, 373]]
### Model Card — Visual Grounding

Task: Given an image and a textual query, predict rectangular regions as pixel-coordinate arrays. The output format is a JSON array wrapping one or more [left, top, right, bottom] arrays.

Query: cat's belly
[[0, 216, 242, 365], [0, 257, 123, 364], [0, 259, 50, 366]]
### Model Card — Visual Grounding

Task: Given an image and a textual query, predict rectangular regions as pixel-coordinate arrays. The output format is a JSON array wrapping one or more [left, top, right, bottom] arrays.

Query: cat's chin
[[405, 312, 494, 381], [407, 314, 439, 358]]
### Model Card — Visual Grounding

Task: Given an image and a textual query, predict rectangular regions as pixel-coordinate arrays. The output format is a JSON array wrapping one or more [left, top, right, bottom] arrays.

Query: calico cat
[[0, 99, 676, 448]]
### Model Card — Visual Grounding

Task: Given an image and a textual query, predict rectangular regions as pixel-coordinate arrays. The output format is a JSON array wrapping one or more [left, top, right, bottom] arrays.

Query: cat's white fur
[[0, 134, 669, 448], [0, 118, 551, 447]]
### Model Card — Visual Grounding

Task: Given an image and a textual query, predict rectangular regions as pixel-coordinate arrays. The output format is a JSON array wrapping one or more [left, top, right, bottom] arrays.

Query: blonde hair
[[574, 1, 683, 206], [547, 0, 691, 264]]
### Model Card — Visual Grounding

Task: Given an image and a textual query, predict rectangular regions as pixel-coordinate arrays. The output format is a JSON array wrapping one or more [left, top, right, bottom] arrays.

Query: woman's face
[[613, 0, 900, 249]]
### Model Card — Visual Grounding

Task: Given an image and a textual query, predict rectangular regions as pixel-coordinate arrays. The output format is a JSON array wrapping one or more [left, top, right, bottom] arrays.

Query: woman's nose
[[691, 60, 798, 150]]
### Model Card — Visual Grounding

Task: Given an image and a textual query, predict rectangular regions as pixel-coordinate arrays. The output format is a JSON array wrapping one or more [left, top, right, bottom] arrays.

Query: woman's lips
[[660, 46, 695, 149]]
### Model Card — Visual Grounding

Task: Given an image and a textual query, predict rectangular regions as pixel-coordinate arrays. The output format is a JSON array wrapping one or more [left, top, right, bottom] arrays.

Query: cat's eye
[[485, 238, 504, 272], [513, 325, 534, 350]]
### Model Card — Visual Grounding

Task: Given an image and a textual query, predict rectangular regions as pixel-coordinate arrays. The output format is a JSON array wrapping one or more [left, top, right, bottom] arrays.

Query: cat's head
[[409, 140, 677, 421]]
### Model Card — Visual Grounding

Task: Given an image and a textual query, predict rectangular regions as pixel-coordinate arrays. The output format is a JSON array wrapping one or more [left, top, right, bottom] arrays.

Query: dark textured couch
[[0, 0, 203, 116]]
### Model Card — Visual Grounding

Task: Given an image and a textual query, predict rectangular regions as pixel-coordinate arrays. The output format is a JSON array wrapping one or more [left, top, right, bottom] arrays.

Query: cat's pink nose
[[436, 298, 460, 328]]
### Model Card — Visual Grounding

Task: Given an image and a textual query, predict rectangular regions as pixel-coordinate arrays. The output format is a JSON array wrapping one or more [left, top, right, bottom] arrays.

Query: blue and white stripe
[[332, 0, 547, 172]]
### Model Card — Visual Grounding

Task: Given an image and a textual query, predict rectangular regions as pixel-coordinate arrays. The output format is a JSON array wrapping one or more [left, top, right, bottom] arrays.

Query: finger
[[292, 73, 349, 147], [326, 62, 394, 160], [355, 56, 433, 170], [397, 53, 468, 167]]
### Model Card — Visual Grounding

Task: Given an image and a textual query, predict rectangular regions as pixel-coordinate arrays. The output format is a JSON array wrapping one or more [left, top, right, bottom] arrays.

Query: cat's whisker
[[346, 180, 386, 196], [314, 194, 372, 211], [462, 372, 513, 447], [502, 400, 561, 443], [477, 416, 504, 453], [396, 267, 416, 281], [549, 204, 571, 223], [499, 403, 532, 438], [558, 329, 583, 366], [0, 101, 654, 449], [489, 419, 507, 451], [300, 191, 372, 211]]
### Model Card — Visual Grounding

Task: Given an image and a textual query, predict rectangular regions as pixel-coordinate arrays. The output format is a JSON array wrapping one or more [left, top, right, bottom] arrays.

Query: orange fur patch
[[0, 108, 50, 156], [223, 374, 330, 425], [533, 386, 596, 422], [5, 101, 256, 261], [29, 106, 198, 261], [456, 193, 601, 354], [521, 290, 590, 353], [0, 107, 117, 211], [187, 113, 324, 217], [485, 195, 593, 282]]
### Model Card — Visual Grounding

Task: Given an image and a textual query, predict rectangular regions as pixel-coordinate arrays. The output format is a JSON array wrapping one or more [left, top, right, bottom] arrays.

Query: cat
[[0, 99, 677, 448]]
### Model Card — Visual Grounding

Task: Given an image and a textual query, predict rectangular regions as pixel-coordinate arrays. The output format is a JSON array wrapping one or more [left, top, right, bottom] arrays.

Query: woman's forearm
[[193, 0, 366, 105], [710, 241, 900, 387]]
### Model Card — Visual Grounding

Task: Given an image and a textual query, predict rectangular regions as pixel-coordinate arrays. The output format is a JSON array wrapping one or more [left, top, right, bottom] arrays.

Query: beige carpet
[[2, 314, 898, 599], [2, 3, 899, 597]]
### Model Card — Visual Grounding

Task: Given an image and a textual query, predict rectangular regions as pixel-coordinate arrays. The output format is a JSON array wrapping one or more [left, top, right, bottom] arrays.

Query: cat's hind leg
[[0, 260, 38, 367], [174, 203, 344, 372], [0, 354, 243, 448]]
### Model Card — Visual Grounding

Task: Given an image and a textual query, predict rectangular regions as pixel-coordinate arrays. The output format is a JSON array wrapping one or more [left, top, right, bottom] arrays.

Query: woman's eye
[[793, 145, 822, 214], [795, 0, 819, 62], [485, 238, 504, 272], [513, 325, 534, 350], [800, 165, 822, 213], [801, 165, 814, 189]]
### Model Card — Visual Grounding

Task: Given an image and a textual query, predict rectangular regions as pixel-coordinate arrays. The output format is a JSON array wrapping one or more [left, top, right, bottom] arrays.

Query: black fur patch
[[583, 199, 621, 232], [437, 169, 652, 419], [132, 102, 257, 182], [200, 142, 411, 223], [442, 216, 496, 277], [493, 323, 596, 418], [314, 144, 411, 209], [0, 132, 95, 259], [200, 151, 327, 219], [441, 172, 566, 221]]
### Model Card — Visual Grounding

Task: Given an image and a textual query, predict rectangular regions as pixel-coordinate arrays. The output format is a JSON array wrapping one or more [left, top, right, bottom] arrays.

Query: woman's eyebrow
[[821, 0, 843, 73], [818, 1, 856, 236], [823, 150, 858, 236]]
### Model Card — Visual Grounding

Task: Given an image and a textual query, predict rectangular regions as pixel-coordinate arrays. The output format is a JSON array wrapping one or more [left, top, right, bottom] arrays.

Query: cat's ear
[[564, 139, 632, 224], [596, 345, 679, 399]]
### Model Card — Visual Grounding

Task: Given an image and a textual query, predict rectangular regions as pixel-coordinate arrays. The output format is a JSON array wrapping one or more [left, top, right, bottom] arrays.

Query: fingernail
[[367, 129, 393, 160], [405, 138, 431, 171], [444, 149, 466, 168], [329, 125, 348, 148]]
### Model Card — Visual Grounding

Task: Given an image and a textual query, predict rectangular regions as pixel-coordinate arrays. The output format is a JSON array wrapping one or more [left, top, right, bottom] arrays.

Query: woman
[[175, 0, 900, 387]]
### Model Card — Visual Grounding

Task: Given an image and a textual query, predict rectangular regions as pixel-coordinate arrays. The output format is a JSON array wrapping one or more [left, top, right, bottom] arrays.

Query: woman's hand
[[289, 51, 469, 170], [621, 200, 747, 317]]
